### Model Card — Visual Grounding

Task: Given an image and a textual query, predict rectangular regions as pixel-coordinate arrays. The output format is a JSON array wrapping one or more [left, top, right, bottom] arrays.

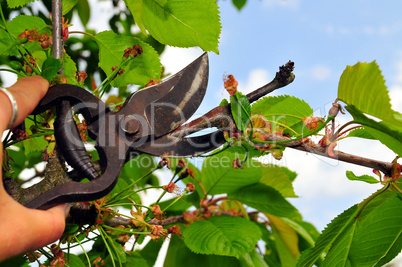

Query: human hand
[[0, 76, 68, 261]]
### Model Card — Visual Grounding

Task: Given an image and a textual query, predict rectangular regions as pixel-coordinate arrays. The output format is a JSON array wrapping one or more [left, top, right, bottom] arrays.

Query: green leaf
[[22, 133, 48, 156], [138, 239, 164, 267], [232, 0, 247, 11], [0, 30, 15, 55], [0, 15, 48, 56], [165, 234, 240, 266], [319, 188, 402, 266], [124, 0, 147, 34], [157, 196, 192, 216], [21, 116, 49, 156], [6, 0, 35, 8], [255, 224, 281, 266], [63, 53, 79, 85], [121, 154, 157, 187], [345, 128, 376, 140], [41, 57, 62, 82], [239, 250, 268, 267], [95, 31, 162, 87], [348, 190, 402, 266], [281, 218, 319, 249], [320, 221, 356, 267], [266, 215, 298, 266], [64, 223, 80, 234], [251, 95, 313, 136], [123, 253, 149, 267], [183, 216, 261, 258], [346, 105, 402, 157], [296, 205, 358, 267], [0, 255, 29, 267], [127, 0, 221, 53], [298, 186, 402, 267], [228, 183, 301, 220], [338, 61, 398, 124], [65, 253, 86, 267], [63, 0, 79, 15], [231, 92, 251, 131], [76, 0, 90, 27], [220, 98, 229, 106], [259, 165, 298, 198], [345, 170, 379, 184], [106, 233, 127, 264], [201, 149, 261, 195]]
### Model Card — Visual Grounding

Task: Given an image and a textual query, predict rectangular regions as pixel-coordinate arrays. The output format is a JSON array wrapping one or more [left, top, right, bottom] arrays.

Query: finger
[[22, 204, 68, 251], [0, 76, 49, 132]]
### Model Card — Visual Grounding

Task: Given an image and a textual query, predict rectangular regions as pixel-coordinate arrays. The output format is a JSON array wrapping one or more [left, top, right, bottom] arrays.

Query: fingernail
[[64, 204, 71, 218]]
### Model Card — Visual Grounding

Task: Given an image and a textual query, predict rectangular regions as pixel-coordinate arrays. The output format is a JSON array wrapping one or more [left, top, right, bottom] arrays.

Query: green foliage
[[266, 215, 299, 266], [0, 255, 29, 267], [251, 95, 314, 136], [229, 183, 301, 220], [201, 149, 261, 195], [338, 61, 398, 124], [338, 61, 402, 156], [183, 216, 262, 258], [346, 170, 379, 184], [62, 0, 78, 15], [345, 128, 375, 139], [21, 117, 50, 155], [346, 105, 402, 156], [75, 0, 90, 27], [348, 189, 402, 266], [231, 92, 252, 131], [200, 148, 297, 198], [6, 0, 35, 9], [165, 234, 241, 266], [297, 205, 358, 267], [41, 57, 62, 82], [65, 254, 86, 267], [95, 30, 162, 87], [298, 187, 402, 266], [126, 0, 221, 53], [0, 15, 48, 56], [232, 0, 247, 11], [240, 249, 268, 267], [260, 165, 297, 198]]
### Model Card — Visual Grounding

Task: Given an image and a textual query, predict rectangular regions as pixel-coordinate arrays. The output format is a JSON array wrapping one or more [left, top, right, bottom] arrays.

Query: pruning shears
[[27, 53, 225, 210]]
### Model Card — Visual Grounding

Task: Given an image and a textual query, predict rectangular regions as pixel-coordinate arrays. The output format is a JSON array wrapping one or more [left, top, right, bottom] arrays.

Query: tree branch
[[260, 133, 394, 176]]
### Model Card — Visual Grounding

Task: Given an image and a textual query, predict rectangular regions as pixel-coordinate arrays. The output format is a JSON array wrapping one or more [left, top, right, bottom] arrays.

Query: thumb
[[0, 199, 69, 261]]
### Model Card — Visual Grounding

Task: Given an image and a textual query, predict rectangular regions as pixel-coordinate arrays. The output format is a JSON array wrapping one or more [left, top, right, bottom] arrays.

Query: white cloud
[[311, 64, 332, 81], [390, 85, 402, 113], [239, 68, 271, 95], [160, 46, 204, 75], [389, 55, 402, 113]]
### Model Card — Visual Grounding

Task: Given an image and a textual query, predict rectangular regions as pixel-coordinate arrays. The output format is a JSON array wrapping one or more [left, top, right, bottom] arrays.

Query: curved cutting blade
[[120, 53, 209, 138]]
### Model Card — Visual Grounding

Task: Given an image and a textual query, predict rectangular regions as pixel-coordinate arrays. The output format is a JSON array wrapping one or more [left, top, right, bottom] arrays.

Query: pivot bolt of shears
[[120, 115, 140, 134]]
